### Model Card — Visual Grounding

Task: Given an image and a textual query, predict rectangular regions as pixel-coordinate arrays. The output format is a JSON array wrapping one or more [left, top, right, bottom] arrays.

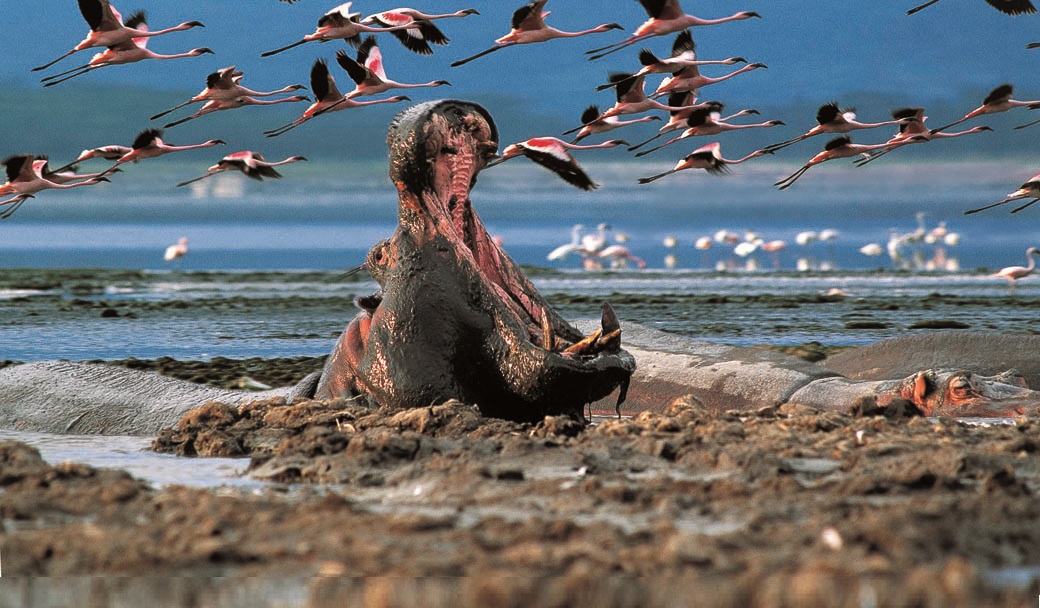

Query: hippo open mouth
[[313, 100, 636, 421]]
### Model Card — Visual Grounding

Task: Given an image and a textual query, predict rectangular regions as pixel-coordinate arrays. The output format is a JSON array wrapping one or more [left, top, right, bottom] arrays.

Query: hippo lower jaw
[[314, 100, 635, 421]]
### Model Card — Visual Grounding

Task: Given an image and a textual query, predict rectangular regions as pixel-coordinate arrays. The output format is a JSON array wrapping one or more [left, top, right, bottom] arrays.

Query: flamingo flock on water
[[5, 0, 1040, 281]]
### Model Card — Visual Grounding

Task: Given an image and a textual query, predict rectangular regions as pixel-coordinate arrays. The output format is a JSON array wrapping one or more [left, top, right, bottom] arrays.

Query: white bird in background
[[859, 243, 884, 257], [164, 237, 189, 263], [582, 223, 612, 253], [547, 223, 589, 261], [450, 0, 623, 67], [599, 244, 646, 269], [176, 151, 308, 187], [965, 170, 1040, 214], [32, 0, 205, 72], [638, 142, 768, 183], [995, 246, 1040, 291]]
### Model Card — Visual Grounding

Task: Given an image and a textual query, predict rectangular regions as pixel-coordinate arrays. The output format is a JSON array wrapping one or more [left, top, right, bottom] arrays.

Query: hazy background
[[2, 1, 1040, 161]]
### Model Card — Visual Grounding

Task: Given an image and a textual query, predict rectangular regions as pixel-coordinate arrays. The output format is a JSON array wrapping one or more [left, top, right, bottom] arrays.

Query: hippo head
[[891, 368, 1040, 417], [314, 100, 635, 421]]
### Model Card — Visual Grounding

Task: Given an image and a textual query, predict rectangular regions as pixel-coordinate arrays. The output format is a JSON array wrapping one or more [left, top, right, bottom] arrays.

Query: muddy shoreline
[[0, 354, 1038, 605]]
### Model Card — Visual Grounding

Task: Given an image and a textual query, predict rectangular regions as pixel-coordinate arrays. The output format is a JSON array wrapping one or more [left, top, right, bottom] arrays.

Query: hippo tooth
[[541, 308, 556, 351]]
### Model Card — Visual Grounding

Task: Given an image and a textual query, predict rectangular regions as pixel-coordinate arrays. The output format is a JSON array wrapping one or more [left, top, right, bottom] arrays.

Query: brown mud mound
[[4, 396, 1035, 603]]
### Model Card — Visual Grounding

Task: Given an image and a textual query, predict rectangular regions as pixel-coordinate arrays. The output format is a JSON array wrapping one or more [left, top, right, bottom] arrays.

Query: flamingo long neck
[[681, 13, 751, 27], [556, 24, 614, 38], [1027, 250, 1039, 271]]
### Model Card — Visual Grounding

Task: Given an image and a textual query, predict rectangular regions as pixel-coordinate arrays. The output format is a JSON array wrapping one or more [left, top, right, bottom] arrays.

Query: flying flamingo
[[599, 245, 646, 269], [633, 30, 747, 78], [595, 72, 697, 119], [261, 2, 418, 57], [853, 107, 992, 166], [32, 0, 204, 72], [561, 104, 662, 143], [586, 0, 760, 61], [0, 154, 110, 219], [177, 151, 308, 187], [994, 247, 1040, 292], [40, 159, 118, 184], [263, 58, 411, 137], [162, 94, 310, 128], [633, 107, 782, 157], [151, 66, 307, 121], [40, 37, 214, 87], [926, 84, 1040, 131], [450, 0, 622, 67], [361, 7, 479, 55], [908, 0, 1035, 15], [774, 135, 922, 190], [638, 142, 769, 183], [164, 237, 189, 263], [102, 129, 225, 173], [337, 39, 451, 99], [965, 171, 1040, 214], [626, 92, 718, 151], [51, 145, 132, 174], [484, 138, 627, 190], [651, 61, 767, 98], [763, 103, 909, 152]]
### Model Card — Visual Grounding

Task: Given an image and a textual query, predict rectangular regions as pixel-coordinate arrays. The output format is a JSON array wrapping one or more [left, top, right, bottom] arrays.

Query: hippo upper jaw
[[315, 100, 636, 421], [896, 369, 1040, 417]]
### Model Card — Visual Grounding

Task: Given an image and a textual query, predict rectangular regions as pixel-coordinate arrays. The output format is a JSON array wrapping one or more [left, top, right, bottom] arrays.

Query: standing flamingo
[[40, 38, 214, 87], [0, 154, 110, 219], [102, 129, 225, 173], [162, 94, 310, 128], [994, 247, 1040, 291], [547, 224, 593, 261], [634, 30, 747, 78], [164, 237, 189, 263], [264, 59, 411, 137], [587, 0, 760, 61], [908, 0, 1035, 15], [361, 7, 479, 55], [764, 103, 909, 152], [260, 2, 418, 57], [450, 0, 622, 67], [599, 245, 646, 269], [485, 138, 627, 190], [965, 171, 1040, 214], [853, 107, 992, 166], [151, 66, 307, 121], [638, 142, 768, 183], [338, 38, 450, 99], [774, 136, 922, 190], [177, 152, 308, 187], [634, 107, 782, 157], [561, 104, 661, 143], [32, 1, 204, 72], [652, 61, 767, 98]]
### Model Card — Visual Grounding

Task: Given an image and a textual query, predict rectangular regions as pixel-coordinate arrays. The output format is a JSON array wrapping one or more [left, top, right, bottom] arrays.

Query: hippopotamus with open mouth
[[311, 99, 636, 420]]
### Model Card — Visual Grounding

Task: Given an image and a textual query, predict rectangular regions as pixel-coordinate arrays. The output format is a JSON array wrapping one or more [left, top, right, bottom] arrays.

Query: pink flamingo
[[853, 107, 992, 166], [451, 0, 622, 67], [33, 0, 204, 72], [595, 72, 697, 119], [927, 84, 1040, 131], [994, 247, 1040, 292], [652, 61, 767, 98], [634, 30, 747, 78], [51, 145, 132, 174], [626, 92, 719, 151], [263, 58, 411, 137], [0, 154, 109, 219], [908, 0, 1035, 15], [598, 245, 647, 269], [164, 237, 189, 263], [587, 0, 760, 61], [162, 94, 310, 128], [261, 2, 418, 57], [485, 137, 628, 191], [634, 107, 782, 157], [965, 171, 1040, 214], [103, 129, 225, 173], [774, 135, 925, 190], [40, 37, 213, 87], [338, 38, 451, 99], [561, 104, 662, 143], [177, 151, 308, 187], [638, 142, 768, 183], [151, 66, 307, 121], [361, 7, 479, 55], [764, 102, 909, 152]]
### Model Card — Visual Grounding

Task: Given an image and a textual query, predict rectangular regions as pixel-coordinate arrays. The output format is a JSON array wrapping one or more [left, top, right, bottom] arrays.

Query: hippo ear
[[912, 371, 934, 404]]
